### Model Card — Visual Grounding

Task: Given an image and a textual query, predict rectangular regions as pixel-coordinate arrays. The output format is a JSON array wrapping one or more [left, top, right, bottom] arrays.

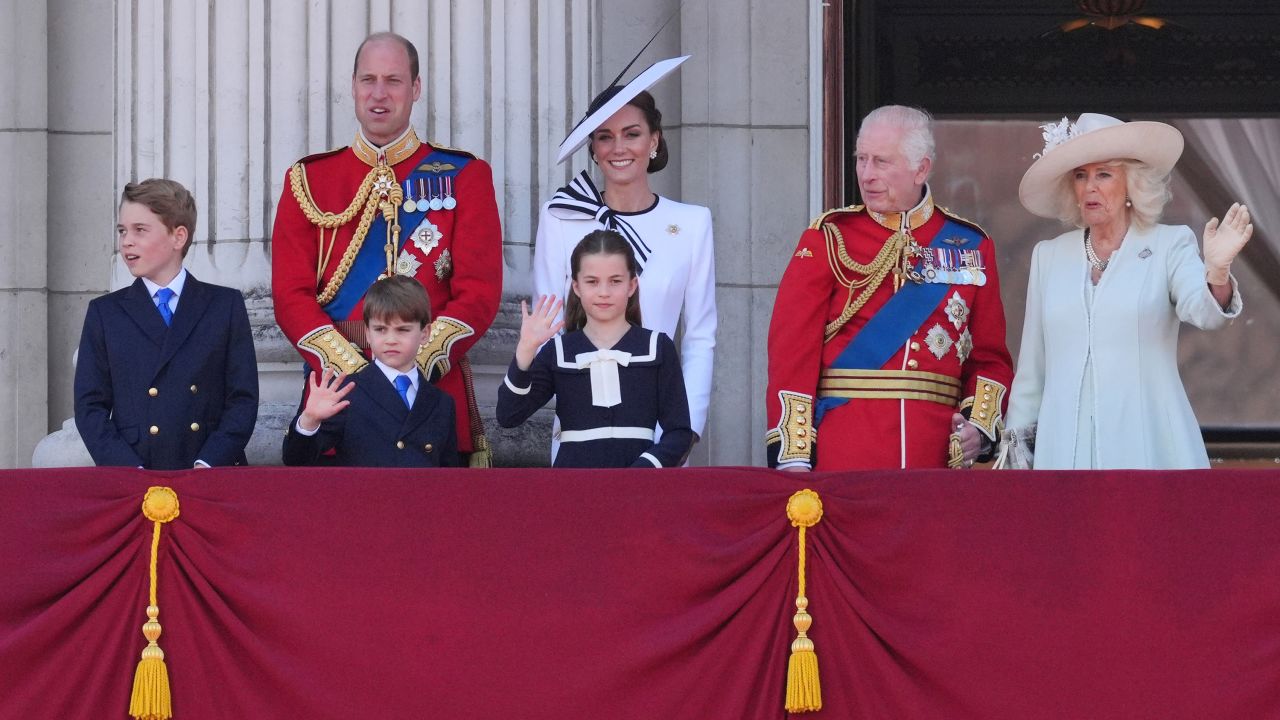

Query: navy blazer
[[282, 367, 460, 467], [74, 274, 259, 469]]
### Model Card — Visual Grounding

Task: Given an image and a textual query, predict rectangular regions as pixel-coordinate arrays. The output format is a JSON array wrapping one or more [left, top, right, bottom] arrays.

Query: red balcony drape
[[2, 467, 1277, 719]]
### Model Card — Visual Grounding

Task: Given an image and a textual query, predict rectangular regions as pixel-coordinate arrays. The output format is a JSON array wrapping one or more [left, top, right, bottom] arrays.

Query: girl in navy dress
[[498, 230, 693, 467]]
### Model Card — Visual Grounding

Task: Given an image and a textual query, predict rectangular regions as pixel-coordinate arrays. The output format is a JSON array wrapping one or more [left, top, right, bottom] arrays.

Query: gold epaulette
[[296, 146, 348, 166], [808, 204, 865, 231], [424, 141, 477, 160], [936, 205, 990, 239]]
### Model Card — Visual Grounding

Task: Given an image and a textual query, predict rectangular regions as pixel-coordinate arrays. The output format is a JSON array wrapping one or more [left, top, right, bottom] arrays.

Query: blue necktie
[[394, 374, 413, 409], [155, 288, 175, 326]]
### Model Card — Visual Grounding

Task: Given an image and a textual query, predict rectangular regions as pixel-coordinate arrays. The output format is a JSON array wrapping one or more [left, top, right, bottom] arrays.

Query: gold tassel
[[130, 487, 180, 720], [785, 489, 824, 713]]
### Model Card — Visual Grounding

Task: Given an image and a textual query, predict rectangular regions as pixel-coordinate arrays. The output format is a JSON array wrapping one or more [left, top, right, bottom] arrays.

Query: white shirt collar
[[142, 267, 189, 301], [373, 357, 419, 389]]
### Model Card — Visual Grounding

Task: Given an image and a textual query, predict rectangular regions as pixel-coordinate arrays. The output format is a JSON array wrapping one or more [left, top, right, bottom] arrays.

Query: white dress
[[1006, 223, 1242, 470], [532, 173, 717, 436]]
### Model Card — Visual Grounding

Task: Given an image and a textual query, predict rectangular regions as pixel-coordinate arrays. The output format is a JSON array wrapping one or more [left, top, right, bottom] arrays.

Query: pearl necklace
[[1084, 231, 1110, 272]]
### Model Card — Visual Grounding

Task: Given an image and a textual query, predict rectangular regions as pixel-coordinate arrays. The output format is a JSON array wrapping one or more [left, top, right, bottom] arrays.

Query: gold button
[[190, 385, 198, 394], [907, 359, 919, 369], [190, 423, 200, 432], [797, 429, 807, 437], [910, 342, 920, 352], [424, 443, 434, 452], [797, 405, 807, 413], [981, 402, 989, 409], [148, 388, 158, 397], [983, 393, 991, 401], [396, 440, 405, 450], [796, 417, 806, 425], [149, 426, 160, 435], [795, 440, 807, 449]]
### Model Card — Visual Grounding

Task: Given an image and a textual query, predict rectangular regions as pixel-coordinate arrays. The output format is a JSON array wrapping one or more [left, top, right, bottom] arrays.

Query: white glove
[[1203, 202, 1253, 286]]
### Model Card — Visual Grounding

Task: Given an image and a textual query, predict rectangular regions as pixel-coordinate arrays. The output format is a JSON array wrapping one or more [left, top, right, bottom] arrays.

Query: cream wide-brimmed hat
[[555, 55, 689, 165], [1017, 113, 1184, 219]]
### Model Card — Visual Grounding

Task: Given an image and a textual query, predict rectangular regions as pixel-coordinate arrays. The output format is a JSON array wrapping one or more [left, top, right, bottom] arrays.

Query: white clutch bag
[[992, 423, 1035, 470]]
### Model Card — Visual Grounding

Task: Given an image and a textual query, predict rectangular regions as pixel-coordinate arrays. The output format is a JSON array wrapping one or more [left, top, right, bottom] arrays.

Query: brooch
[[434, 249, 453, 280]]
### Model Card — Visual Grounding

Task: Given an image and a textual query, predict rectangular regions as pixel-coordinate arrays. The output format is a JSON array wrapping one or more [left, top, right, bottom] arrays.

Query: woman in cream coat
[[1006, 113, 1252, 469], [534, 59, 716, 452]]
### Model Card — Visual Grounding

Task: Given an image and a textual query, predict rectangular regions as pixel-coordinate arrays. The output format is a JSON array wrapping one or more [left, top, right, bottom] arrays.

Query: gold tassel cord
[[130, 487, 181, 720], [785, 489, 823, 713]]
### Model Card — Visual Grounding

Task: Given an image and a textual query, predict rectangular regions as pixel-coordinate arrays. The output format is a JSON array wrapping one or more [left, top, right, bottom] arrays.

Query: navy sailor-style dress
[[497, 325, 693, 468]]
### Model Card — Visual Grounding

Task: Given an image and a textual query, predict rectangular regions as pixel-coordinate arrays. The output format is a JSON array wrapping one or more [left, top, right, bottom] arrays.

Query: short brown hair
[[353, 32, 419, 80], [120, 179, 198, 257], [363, 274, 432, 327]]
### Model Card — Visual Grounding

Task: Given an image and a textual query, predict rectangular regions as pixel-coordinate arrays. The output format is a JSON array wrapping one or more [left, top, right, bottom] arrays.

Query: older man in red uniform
[[766, 105, 1012, 471], [272, 32, 502, 464]]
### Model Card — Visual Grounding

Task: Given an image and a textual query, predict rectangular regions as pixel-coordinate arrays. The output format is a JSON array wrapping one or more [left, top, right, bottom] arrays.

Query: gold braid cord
[[822, 223, 912, 342], [289, 162, 401, 306]]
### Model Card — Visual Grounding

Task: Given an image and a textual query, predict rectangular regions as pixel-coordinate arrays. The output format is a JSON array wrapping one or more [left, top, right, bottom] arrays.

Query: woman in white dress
[[1006, 113, 1252, 469], [533, 58, 716, 454]]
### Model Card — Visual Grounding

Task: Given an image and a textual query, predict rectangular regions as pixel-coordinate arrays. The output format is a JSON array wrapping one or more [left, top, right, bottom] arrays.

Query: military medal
[[428, 178, 444, 211], [402, 180, 417, 213], [442, 176, 457, 210]]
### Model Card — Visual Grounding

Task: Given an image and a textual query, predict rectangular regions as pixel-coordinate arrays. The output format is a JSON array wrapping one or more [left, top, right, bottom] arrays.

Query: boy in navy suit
[[74, 179, 259, 469], [283, 275, 460, 467]]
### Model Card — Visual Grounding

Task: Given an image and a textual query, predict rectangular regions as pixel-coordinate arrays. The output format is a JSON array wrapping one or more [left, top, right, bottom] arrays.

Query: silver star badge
[[412, 221, 443, 256], [395, 249, 422, 278], [945, 291, 970, 331], [925, 323, 953, 360]]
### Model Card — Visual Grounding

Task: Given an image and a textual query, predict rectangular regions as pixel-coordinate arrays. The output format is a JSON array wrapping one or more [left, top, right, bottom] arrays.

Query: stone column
[[34, 0, 594, 466], [679, 0, 817, 466], [0, 3, 50, 467]]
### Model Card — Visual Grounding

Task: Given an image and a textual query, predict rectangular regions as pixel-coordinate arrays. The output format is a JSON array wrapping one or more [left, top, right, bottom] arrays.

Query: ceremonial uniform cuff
[[959, 376, 1007, 443], [417, 315, 475, 380], [767, 391, 816, 467], [298, 325, 369, 373]]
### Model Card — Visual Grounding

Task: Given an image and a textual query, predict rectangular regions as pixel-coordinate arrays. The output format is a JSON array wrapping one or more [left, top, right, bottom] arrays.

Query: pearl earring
[[649, 149, 658, 160], [1125, 197, 1133, 208]]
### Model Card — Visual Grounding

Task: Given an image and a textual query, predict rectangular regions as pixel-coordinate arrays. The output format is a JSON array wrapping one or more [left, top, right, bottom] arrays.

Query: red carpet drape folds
[[1, 468, 1278, 719]]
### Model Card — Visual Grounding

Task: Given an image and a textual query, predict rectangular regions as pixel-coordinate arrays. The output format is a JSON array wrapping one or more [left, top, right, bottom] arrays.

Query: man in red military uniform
[[272, 32, 502, 464], [766, 105, 1013, 470]]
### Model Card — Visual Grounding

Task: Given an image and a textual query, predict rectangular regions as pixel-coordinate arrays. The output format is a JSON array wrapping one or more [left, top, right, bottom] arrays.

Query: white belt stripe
[[559, 426, 655, 443]]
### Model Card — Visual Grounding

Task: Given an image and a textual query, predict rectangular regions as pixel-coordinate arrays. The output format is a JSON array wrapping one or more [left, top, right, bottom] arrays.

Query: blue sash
[[815, 218, 982, 425], [322, 149, 471, 322]]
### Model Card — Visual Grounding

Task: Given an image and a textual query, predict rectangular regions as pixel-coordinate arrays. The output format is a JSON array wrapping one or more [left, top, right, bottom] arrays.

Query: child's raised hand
[[515, 294, 565, 370], [298, 368, 355, 431]]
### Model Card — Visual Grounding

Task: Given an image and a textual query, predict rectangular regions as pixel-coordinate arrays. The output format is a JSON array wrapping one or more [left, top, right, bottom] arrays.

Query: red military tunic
[[765, 188, 1013, 470], [272, 127, 502, 456]]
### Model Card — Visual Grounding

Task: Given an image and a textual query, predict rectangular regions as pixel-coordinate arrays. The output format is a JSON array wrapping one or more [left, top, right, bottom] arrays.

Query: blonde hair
[[1051, 159, 1172, 231]]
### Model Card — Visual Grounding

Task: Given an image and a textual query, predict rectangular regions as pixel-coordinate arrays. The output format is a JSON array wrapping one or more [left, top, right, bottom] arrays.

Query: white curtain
[[1175, 118, 1280, 261]]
